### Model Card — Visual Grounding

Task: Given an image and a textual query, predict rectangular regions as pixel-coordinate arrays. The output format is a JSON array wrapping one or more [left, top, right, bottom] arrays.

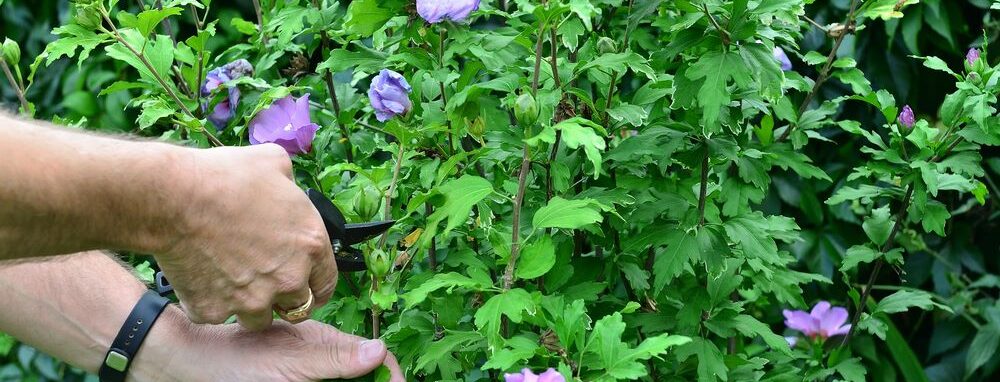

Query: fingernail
[[359, 340, 385, 363]]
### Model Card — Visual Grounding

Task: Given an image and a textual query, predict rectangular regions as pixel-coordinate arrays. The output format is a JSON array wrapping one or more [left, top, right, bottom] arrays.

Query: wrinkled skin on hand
[[154, 143, 338, 330], [137, 312, 406, 382]]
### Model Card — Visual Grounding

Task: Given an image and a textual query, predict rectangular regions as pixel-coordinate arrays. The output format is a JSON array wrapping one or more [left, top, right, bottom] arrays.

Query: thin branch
[[839, 184, 913, 347], [801, 14, 827, 32], [778, 0, 860, 141], [426, 203, 438, 272], [702, 3, 731, 46], [697, 149, 709, 226], [378, 142, 406, 248], [503, 146, 532, 291], [251, 0, 266, 43], [99, 8, 222, 146], [192, 5, 205, 117], [548, 28, 561, 89], [439, 27, 455, 155], [0, 61, 29, 114], [531, 23, 546, 95]]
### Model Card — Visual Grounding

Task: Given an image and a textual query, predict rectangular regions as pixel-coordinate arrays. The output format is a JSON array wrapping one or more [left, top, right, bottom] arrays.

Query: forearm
[[0, 252, 190, 379], [0, 113, 190, 259]]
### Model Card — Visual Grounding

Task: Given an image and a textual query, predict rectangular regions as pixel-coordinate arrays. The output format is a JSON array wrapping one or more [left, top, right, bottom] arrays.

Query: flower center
[[283, 123, 293, 131]]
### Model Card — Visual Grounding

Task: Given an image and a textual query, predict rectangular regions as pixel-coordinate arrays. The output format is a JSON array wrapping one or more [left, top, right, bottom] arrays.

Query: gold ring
[[276, 289, 314, 323]]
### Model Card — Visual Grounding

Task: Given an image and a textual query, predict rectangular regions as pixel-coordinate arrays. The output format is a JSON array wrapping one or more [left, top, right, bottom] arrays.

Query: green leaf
[[532, 197, 604, 230], [965, 327, 1000, 378], [316, 47, 387, 75], [875, 290, 952, 315], [567, 0, 600, 30], [474, 289, 536, 350], [136, 98, 175, 129], [414, 331, 484, 373], [840, 245, 880, 272], [883, 312, 931, 382], [919, 200, 949, 236], [425, 175, 493, 241], [653, 229, 698, 293], [913, 55, 959, 78], [676, 337, 728, 382], [732, 315, 791, 354], [862, 205, 893, 247], [401, 272, 487, 308], [343, 0, 398, 37], [686, 51, 751, 127], [39, 24, 107, 67], [516, 236, 556, 280], [724, 214, 782, 266], [553, 117, 607, 177], [585, 312, 689, 379], [833, 68, 873, 95], [575, 52, 655, 79], [833, 357, 867, 382], [127, 7, 183, 37]]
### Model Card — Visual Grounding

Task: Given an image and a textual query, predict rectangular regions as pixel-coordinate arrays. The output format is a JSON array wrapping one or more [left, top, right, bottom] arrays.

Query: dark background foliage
[[1, 0, 999, 381]]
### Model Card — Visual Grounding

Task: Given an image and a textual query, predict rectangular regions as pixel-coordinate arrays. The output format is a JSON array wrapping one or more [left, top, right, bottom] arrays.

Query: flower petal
[[783, 309, 817, 336], [538, 368, 565, 382]]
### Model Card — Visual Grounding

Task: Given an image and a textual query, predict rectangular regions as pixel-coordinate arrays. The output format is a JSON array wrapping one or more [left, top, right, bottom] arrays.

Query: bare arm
[[0, 113, 185, 259], [0, 113, 339, 330], [0, 252, 405, 382]]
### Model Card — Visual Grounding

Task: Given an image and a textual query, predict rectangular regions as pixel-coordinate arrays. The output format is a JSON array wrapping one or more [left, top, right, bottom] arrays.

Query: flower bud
[[967, 48, 981, 67], [73, 3, 103, 29], [468, 116, 486, 138], [352, 186, 381, 221], [597, 37, 617, 54], [968, 72, 982, 85], [368, 248, 391, 278], [1, 38, 19, 66], [898, 105, 915, 129], [514, 91, 539, 126]]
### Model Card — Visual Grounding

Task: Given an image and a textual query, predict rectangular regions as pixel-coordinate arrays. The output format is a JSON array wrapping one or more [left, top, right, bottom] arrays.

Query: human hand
[[133, 309, 406, 382], [154, 144, 337, 330]]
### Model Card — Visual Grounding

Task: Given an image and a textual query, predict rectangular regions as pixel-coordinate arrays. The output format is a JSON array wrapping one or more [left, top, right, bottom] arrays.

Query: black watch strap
[[99, 290, 170, 382]]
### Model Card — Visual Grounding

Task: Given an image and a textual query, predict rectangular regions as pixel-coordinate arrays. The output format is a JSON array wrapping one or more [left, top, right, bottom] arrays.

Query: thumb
[[310, 337, 388, 379]]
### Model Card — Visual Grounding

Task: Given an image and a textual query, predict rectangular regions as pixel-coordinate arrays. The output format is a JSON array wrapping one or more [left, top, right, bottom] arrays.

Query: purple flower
[[416, 0, 481, 24], [201, 59, 254, 130], [504, 368, 565, 382], [368, 69, 413, 122], [783, 301, 851, 340], [967, 48, 981, 66], [774, 47, 792, 71], [898, 105, 915, 128], [248, 94, 319, 156]]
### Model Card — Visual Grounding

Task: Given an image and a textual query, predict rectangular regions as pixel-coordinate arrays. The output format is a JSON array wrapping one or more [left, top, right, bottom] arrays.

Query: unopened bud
[[1, 38, 19, 66], [352, 186, 381, 221], [513, 91, 539, 126], [368, 248, 391, 278], [597, 37, 617, 54], [968, 72, 982, 85], [468, 116, 486, 138]]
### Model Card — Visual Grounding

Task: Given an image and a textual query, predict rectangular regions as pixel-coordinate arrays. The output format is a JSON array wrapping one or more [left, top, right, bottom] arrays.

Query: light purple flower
[[504, 368, 565, 382], [967, 48, 981, 66], [774, 47, 792, 71], [416, 0, 481, 24], [368, 69, 413, 122], [248, 94, 319, 156], [201, 59, 254, 130], [783, 301, 851, 340], [898, 105, 915, 128]]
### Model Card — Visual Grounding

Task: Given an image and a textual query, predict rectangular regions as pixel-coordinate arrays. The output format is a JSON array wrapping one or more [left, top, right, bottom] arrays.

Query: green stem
[[0, 61, 29, 114]]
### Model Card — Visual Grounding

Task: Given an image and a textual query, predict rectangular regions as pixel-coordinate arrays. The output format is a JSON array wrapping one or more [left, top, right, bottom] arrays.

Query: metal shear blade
[[306, 189, 394, 272]]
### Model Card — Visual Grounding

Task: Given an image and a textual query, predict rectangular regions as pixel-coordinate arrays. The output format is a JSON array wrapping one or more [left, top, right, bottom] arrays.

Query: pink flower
[[898, 105, 915, 128], [783, 301, 851, 340], [504, 368, 565, 382], [967, 48, 981, 66], [248, 94, 319, 156], [416, 0, 481, 24]]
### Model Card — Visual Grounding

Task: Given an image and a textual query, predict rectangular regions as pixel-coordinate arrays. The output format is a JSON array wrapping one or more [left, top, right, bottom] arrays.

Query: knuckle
[[276, 274, 309, 295]]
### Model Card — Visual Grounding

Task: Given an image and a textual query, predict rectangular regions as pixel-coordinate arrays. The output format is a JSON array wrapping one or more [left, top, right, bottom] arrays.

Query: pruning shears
[[153, 189, 395, 296]]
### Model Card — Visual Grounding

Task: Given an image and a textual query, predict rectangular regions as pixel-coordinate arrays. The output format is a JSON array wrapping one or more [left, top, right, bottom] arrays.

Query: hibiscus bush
[[3, 0, 1000, 381]]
